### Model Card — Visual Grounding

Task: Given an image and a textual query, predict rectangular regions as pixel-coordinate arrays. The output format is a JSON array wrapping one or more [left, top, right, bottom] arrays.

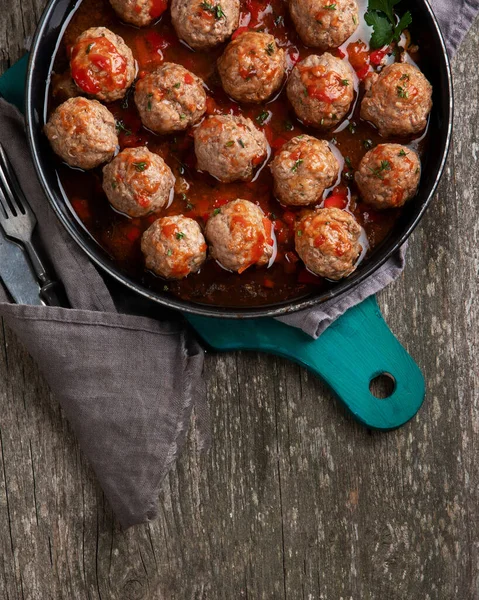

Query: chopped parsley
[[133, 161, 148, 172], [341, 79, 350, 86], [266, 42, 275, 56], [176, 232, 185, 240], [364, 0, 412, 49], [363, 139, 374, 150], [225, 140, 235, 147], [200, 1, 225, 19], [238, 138, 245, 148], [284, 120, 294, 131], [397, 85, 409, 99], [369, 159, 392, 179], [147, 92, 153, 111], [348, 121, 357, 134], [167, 249, 173, 256], [292, 159, 304, 173], [174, 82, 181, 89], [115, 120, 131, 136], [213, 208, 222, 216], [86, 43, 94, 54], [345, 156, 353, 169], [297, 230, 303, 237], [398, 149, 408, 156], [256, 110, 270, 126], [323, 3, 336, 9]]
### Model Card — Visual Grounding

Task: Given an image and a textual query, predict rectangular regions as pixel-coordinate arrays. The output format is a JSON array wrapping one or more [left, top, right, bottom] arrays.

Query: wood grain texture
[[1, 3, 478, 598]]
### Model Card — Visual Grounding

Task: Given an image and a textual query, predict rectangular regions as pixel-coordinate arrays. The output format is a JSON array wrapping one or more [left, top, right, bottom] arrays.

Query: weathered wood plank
[[0, 3, 478, 599]]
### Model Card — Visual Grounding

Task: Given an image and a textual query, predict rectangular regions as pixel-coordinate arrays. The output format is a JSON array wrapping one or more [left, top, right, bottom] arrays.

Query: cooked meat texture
[[141, 215, 207, 279], [271, 135, 339, 206], [194, 115, 268, 182], [205, 199, 274, 273], [355, 143, 421, 209], [103, 147, 175, 217], [109, 0, 168, 27], [289, 0, 359, 49], [135, 63, 207, 134], [171, 0, 240, 49], [44, 97, 118, 170], [287, 53, 354, 129], [70, 27, 136, 102], [295, 207, 362, 280], [360, 63, 433, 137], [218, 31, 286, 103]]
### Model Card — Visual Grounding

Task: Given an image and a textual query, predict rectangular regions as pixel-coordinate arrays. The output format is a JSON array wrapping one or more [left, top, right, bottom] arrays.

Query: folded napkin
[[0, 0, 475, 528]]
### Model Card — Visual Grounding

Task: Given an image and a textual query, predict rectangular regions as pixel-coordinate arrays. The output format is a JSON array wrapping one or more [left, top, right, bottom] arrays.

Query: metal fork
[[0, 143, 68, 307]]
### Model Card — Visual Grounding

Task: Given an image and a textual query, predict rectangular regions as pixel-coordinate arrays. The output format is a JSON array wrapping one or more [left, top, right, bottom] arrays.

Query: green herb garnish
[[256, 111, 269, 126], [133, 162, 148, 172], [364, 0, 412, 49]]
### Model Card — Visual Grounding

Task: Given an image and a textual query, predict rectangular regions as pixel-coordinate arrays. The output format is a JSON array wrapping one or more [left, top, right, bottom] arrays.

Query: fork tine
[[0, 185, 9, 220], [0, 144, 30, 218]]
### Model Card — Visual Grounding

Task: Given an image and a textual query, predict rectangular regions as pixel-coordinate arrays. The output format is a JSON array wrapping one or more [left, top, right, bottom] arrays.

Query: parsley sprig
[[365, 0, 412, 49]]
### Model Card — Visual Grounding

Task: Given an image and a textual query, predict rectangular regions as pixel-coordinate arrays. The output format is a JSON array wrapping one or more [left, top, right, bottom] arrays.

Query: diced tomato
[[149, 0, 168, 18], [283, 211, 296, 229], [125, 227, 142, 243], [184, 72, 194, 85], [298, 269, 323, 285], [232, 27, 250, 40], [263, 278, 275, 289], [356, 64, 370, 80], [213, 197, 230, 208], [336, 47, 346, 59], [370, 48, 388, 66]]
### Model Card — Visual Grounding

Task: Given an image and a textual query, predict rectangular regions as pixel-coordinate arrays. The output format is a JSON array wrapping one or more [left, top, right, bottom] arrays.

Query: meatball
[[70, 27, 136, 103], [218, 32, 286, 103], [360, 63, 433, 137], [289, 0, 359, 50], [287, 53, 354, 129], [109, 0, 168, 27], [205, 199, 274, 273], [270, 135, 339, 206], [194, 115, 268, 182], [103, 147, 175, 217], [355, 144, 421, 210], [171, 0, 240, 50], [44, 97, 118, 170], [295, 207, 362, 280], [142, 216, 207, 279], [134, 63, 207, 135]]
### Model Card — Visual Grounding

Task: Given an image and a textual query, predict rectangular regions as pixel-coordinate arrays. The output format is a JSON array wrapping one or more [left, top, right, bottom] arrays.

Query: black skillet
[[23, 0, 453, 429]]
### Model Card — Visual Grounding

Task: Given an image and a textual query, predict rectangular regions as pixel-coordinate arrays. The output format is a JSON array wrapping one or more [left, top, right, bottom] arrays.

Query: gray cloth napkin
[[0, 0, 475, 528]]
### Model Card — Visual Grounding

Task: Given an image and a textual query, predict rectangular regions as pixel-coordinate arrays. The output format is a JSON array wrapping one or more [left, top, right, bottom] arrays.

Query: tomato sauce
[[49, 0, 427, 308]]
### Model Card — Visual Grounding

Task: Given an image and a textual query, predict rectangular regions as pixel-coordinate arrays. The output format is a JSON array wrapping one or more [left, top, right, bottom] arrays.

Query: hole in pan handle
[[186, 295, 425, 431]]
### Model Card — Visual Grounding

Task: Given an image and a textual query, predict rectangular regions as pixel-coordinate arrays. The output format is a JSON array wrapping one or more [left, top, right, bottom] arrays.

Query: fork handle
[[23, 240, 70, 307]]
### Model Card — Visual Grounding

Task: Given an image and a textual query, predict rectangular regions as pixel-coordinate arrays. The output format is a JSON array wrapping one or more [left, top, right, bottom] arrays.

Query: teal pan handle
[[187, 296, 425, 430]]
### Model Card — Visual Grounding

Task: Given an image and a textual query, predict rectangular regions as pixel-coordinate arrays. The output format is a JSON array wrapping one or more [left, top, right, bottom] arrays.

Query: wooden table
[[1, 3, 478, 599]]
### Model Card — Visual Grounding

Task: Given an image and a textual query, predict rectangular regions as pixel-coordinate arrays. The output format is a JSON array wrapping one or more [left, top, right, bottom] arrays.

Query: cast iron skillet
[[25, 0, 453, 319]]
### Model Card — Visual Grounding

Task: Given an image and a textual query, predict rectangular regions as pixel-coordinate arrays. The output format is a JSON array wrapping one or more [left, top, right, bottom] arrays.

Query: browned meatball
[[135, 63, 207, 135], [103, 147, 175, 217], [171, 0, 240, 50], [355, 144, 421, 210], [70, 27, 136, 103], [44, 97, 118, 170], [218, 31, 286, 104], [205, 199, 274, 273], [287, 53, 354, 129], [194, 115, 268, 182], [142, 216, 207, 279], [109, 0, 168, 27], [295, 207, 362, 280], [360, 63, 433, 137], [289, 0, 359, 50], [270, 135, 339, 206]]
